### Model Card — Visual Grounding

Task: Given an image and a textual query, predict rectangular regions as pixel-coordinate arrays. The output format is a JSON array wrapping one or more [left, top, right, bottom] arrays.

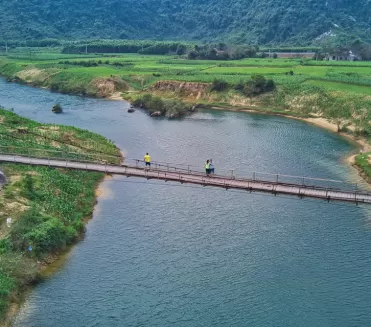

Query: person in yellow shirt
[[205, 159, 210, 175], [144, 153, 151, 167]]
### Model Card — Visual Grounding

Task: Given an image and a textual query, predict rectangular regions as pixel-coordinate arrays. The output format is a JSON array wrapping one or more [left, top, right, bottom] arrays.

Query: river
[[1, 79, 371, 326]]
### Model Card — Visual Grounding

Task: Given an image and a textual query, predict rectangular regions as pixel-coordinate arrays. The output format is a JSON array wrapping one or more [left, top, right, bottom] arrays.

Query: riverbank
[[1, 56, 371, 180], [0, 109, 121, 326], [205, 104, 371, 175], [2, 66, 370, 183]]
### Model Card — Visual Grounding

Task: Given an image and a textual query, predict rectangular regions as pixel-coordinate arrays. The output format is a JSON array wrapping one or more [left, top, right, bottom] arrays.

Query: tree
[[265, 79, 276, 92], [324, 98, 351, 132], [176, 45, 187, 56], [188, 50, 197, 60], [242, 75, 275, 97]]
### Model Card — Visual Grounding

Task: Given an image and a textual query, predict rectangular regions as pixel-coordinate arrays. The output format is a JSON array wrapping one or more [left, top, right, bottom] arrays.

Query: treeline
[[188, 43, 258, 60], [62, 40, 190, 55], [62, 40, 262, 60], [58, 60, 132, 67], [0, 39, 62, 47], [259, 46, 320, 53]]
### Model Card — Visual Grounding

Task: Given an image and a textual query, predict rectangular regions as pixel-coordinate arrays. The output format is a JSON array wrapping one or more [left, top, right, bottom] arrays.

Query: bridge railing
[[0, 147, 364, 194], [126, 158, 361, 193]]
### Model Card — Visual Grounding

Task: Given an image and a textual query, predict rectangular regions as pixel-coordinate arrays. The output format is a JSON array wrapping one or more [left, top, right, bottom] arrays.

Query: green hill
[[0, 0, 370, 44]]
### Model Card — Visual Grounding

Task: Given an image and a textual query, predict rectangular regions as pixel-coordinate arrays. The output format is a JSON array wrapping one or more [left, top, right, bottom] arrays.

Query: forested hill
[[0, 0, 370, 44]]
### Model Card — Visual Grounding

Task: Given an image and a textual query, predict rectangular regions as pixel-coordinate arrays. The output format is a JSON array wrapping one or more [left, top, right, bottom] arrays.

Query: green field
[[1, 49, 371, 136], [303, 80, 371, 95], [2, 50, 371, 96]]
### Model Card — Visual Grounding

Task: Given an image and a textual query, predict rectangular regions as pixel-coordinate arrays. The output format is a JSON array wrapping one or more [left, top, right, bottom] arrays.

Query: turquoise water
[[1, 79, 371, 326]]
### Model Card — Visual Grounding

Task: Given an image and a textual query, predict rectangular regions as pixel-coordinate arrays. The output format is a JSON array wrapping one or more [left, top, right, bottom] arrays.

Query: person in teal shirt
[[209, 159, 215, 174]]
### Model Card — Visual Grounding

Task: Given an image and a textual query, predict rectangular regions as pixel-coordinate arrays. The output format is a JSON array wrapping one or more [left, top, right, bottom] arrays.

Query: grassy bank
[[1, 50, 371, 173], [1, 52, 371, 130], [0, 108, 121, 324]]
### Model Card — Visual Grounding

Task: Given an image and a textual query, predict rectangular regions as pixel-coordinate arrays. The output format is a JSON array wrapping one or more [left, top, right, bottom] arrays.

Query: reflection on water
[[1, 79, 371, 327]]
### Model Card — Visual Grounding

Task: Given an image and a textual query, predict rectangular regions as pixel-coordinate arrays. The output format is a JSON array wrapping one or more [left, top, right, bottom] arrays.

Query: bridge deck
[[0, 154, 370, 204]]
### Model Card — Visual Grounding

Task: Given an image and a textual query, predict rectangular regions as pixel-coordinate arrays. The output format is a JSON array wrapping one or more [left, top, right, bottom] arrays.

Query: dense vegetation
[[0, 0, 371, 44], [62, 40, 190, 55], [132, 94, 193, 118], [187, 44, 258, 60], [0, 108, 120, 320]]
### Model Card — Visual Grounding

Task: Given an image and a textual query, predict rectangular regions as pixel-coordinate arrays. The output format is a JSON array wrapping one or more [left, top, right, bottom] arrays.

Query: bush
[[265, 79, 276, 91], [133, 94, 190, 117], [10, 208, 75, 257], [0, 240, 11, 254], [52, 103, 63, 113], [0, 253, 38, 319], [242, 74, 276, 96], [210, 79, 228, 92], [234, 80, 245, 91]]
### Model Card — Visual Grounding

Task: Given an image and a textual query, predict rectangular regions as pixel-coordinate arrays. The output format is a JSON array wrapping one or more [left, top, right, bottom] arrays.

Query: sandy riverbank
[[205, 105, 370, 167]]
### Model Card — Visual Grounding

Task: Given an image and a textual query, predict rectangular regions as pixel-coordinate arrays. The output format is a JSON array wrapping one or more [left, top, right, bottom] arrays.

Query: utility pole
[[85, 44, 88, 54]]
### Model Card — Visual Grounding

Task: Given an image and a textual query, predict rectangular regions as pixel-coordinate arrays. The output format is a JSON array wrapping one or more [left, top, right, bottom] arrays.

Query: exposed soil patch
[[151, 80, 209, 100], [91, 77, 129, 97]]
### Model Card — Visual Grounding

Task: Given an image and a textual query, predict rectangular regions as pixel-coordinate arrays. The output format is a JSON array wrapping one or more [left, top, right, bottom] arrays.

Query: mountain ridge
[[0, 0, 370, 44]]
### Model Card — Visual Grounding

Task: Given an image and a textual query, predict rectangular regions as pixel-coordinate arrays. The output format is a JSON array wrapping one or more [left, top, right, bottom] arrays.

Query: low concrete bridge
[[0, 153, 370, 205]]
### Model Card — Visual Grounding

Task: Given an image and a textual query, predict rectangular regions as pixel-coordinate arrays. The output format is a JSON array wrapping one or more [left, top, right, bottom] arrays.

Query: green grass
[[303, 80, 371, 95], [2, 50, 371, 101], [2, 51, 371, 94], [355, 153, 371, 181], [0, 108, 121, 320]]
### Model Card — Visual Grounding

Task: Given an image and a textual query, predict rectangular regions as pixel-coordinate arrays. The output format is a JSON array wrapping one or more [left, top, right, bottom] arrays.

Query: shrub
[[210, 79, 228, 92], [52, 103, 63, 113], [242, 74, 276, 96], [10, 208, 75, 257], [234, 80, 245, 91], [133, 94, 190, 117]]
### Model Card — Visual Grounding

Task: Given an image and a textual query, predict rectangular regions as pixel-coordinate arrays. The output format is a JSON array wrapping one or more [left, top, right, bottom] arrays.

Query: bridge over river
[[0, 151, 370, 205]]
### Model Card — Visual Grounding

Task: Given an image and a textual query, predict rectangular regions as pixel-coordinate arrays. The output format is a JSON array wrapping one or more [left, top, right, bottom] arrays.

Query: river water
[[1, 79, 371, 326]]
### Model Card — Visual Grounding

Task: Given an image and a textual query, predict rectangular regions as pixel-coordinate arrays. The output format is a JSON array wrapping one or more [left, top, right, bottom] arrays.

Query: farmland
[[1, 50, 371, 135], [2, 51, 371, 92]]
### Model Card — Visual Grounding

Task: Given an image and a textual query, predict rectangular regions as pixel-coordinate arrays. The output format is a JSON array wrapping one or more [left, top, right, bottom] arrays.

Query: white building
[[327, 50, 361, 61]]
